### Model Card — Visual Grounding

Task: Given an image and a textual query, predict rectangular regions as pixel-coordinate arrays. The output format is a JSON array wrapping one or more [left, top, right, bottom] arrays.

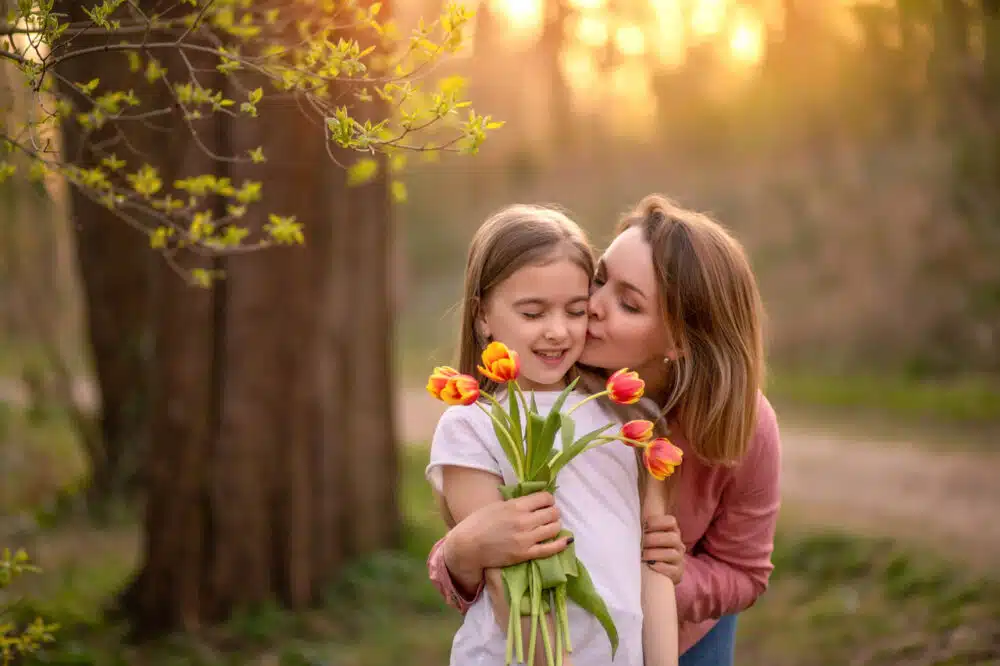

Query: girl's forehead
[[494, 259, 590, 298]]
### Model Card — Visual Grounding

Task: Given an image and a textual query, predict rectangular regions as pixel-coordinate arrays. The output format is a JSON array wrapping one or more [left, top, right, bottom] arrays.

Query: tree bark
[[55, 1, 158, 510], [119, 23, 400, 634]]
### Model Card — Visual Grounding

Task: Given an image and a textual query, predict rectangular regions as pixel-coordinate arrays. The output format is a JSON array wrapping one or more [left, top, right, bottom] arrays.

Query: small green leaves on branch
[[0, 549, 59, 666], [0, 0, 502, 285]]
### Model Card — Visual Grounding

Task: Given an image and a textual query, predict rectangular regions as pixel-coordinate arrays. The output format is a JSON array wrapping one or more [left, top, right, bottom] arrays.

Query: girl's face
[[580, 227, 672, 383], [478, 254, 591, 392]]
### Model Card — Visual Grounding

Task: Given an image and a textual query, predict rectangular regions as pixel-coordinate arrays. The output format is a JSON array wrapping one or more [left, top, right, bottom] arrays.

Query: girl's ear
[[473, 298, 491, 343]]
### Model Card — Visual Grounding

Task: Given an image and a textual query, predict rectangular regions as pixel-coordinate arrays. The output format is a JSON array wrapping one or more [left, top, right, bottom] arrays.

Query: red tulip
[[439, 374, 481, 406], [620, 420, 654, 447], [606, 368, 645, 405], [478, 341, 521, 383], [643, 437, 683, 480], [426, 366, 459, 400]]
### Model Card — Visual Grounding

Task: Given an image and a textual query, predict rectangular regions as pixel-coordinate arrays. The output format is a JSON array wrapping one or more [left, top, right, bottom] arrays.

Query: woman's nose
[[588, 289, 606, 320]]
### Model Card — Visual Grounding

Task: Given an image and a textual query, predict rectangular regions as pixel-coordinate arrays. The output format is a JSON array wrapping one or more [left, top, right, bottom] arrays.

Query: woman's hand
[[642, 513, 686, 584], [443, 491, 570, 594]]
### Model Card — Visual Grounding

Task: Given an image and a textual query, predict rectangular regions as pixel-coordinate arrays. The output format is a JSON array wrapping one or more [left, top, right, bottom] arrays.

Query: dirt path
[[399, 388, 1000, 566]]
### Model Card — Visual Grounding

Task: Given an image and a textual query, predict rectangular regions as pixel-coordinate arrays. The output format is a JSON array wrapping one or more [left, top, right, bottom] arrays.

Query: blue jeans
[[678, 615, 737, 666]]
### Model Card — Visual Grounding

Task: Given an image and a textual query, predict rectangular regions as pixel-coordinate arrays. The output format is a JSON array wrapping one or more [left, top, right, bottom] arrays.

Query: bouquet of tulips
[[427, 341, 683, 666]]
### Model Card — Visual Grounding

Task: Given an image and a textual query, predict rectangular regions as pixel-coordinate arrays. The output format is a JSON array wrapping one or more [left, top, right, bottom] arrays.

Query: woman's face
[[580, 226, 672, 377]]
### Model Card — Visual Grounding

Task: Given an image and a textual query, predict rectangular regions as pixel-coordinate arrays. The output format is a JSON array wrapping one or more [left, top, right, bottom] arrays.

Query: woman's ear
[[663, 324, 686, 361]]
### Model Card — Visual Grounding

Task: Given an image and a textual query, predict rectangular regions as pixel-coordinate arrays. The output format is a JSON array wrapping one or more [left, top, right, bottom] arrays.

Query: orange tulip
[[606, 368, 644, 404], [426, 366, 459, 400], [643, 438, 683, 480], [478, 341, 521, 383], [439, 374, 481, 406], [620, 420, 654, 447]]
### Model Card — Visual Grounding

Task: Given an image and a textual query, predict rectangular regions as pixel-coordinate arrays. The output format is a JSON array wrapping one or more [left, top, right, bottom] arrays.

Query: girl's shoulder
[[434, 402, 491, 434]]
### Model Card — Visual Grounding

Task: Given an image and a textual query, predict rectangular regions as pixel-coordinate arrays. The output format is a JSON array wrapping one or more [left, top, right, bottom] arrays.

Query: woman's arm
[[440, 466, 573, 666], [640, 478, 679, 666], [674, 399, 782, 623]]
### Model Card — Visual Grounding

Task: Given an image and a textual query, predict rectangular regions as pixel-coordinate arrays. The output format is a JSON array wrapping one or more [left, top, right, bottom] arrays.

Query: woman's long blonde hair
[[583, 194, 765, 467], [457, 204, 596, 394]]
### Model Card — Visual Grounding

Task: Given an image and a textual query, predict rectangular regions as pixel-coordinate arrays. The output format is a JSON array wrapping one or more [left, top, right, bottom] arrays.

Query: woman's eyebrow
[[620, 280, 646, 299]]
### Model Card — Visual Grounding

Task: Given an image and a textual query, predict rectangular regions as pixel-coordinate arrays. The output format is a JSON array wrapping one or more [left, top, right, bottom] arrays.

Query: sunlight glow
[[649, 0, 687, 67], [576, 15, 609, 47], [568, 0, 607, 9], [615, 24, 646, 57], [690, 0, 728, 37], [490, 0, 543, 40], [728, 14, 764, 65], [485, 0, 768, 110]]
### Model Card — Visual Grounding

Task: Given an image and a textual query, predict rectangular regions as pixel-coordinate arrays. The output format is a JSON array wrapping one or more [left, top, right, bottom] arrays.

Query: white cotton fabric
[[426, 390, 643, 666]]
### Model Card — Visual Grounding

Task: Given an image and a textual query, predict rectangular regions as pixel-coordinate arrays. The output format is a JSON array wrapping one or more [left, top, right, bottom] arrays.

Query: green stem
[[475, 402, 525, 479], [599, 434, 650, 449], [557, 585, 572, 653], [528, 568, 539, 664], [539, 592, 555, 666], [513, 381, 531, 415], [506, 600, 516, 665], [564, 389, 608, 416], [554, 594, 563, 666]]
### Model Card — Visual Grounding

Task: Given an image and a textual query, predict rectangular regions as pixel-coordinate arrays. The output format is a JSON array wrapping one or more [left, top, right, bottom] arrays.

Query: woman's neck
[[635, 359, 670, 406]]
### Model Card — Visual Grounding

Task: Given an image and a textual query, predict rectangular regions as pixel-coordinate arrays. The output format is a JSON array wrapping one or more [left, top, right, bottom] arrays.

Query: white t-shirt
[[426, 390, 643, 666]]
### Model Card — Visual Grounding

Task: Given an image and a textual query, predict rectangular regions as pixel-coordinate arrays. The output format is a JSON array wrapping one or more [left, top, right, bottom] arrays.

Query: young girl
[[425, 204, 678, 666]]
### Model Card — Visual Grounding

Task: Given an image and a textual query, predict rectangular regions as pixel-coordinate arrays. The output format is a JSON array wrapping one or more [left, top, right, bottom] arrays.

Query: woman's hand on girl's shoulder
[[642, 514, 685, 584]]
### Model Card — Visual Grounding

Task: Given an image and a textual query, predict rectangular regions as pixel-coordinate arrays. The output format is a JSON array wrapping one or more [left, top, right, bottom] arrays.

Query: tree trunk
[[539, 0, 574, 150], [55, 1, 158, 511], [119, 39, 400, 635]]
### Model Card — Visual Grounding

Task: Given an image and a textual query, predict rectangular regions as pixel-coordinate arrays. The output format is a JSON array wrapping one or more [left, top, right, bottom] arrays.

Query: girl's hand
[[642, 514, 686, 584], [443, 491, 570, 592]]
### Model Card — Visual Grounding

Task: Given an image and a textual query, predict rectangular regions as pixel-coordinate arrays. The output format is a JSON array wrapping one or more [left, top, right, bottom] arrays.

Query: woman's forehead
[[600, 228, 654, 280]]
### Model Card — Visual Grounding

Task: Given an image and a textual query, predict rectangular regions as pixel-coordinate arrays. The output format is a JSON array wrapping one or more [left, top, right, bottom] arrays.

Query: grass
[[767, 371, 1000, 425], [0, 444, 995, 665], [0, 401, 86, 516], [766, 370, 1000, 451]]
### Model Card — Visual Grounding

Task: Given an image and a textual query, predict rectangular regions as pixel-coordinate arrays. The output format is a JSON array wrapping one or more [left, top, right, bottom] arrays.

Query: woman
[[426, 194, 782, 665]]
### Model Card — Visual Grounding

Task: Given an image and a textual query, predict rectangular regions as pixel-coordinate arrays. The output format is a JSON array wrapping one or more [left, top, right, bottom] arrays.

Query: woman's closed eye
[[619, 299, 640, 314]]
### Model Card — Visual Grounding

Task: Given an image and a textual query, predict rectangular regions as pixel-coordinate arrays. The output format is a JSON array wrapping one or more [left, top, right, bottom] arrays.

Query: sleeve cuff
[[428, 536, 484, 613]]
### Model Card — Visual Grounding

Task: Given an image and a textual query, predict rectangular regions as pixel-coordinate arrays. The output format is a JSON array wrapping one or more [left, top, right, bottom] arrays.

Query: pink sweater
[[426, 393, 782, 655]]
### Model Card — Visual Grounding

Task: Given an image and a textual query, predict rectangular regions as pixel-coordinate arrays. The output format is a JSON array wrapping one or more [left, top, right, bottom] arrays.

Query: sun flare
[[728, 16, 764, 65]]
